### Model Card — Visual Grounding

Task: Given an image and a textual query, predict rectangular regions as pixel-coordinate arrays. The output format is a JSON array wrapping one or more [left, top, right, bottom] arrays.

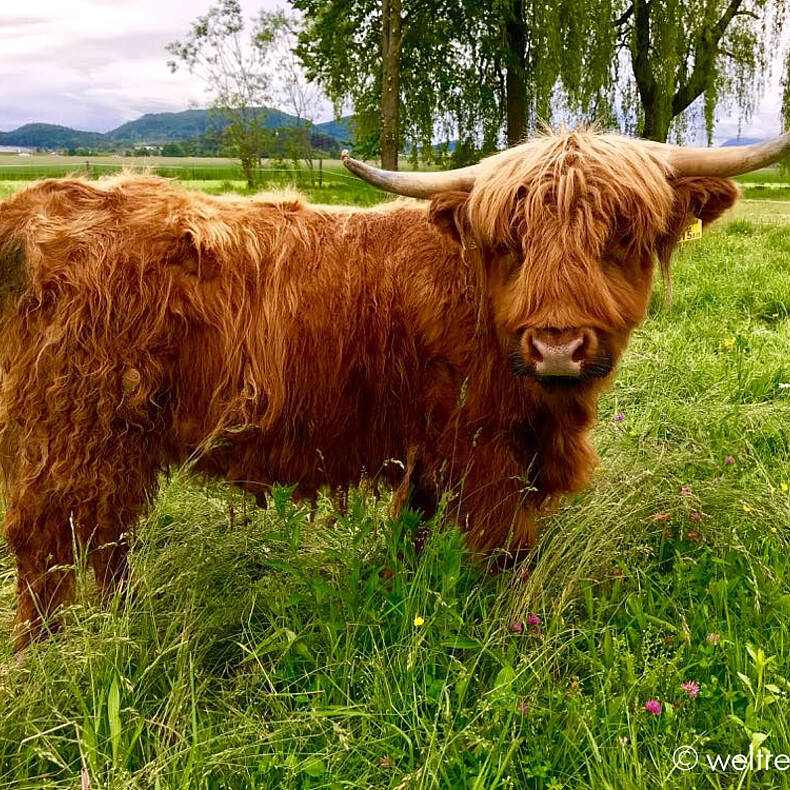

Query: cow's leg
[[5, 502, 77, 648], [331, 486, 348, 516], [410, 470, 438, 557], [89, 539, 130, 597], [87, 443, 160, 598], [88, 487, 151, 598], [3, 438, 159, 649], [390, 448, 439, 556], [452, 438, 538, 564]]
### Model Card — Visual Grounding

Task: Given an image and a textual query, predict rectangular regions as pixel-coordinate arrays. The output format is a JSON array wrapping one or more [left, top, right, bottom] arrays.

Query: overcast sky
[[0, 0, 785, 143]]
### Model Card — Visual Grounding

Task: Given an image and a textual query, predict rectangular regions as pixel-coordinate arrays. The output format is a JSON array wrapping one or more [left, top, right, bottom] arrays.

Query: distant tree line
[[61, 130, 342, 160], [158, 129, 342, 158]]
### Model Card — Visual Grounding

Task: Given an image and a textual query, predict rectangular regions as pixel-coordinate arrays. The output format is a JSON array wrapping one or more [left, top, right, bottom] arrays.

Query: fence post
[[85, 160, 90, 176], [318, 158, 322, 188]]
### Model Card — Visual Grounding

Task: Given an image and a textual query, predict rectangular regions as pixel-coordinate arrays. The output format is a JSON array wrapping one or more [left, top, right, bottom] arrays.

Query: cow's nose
[[530, 335, 585, 377]]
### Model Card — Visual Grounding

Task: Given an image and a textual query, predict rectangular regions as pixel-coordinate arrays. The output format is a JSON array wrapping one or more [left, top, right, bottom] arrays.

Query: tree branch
[[672, 0, 745, 116], [613, 4, 634, 27], [712, 0, 745, 41], [631, 0, 657, 104]]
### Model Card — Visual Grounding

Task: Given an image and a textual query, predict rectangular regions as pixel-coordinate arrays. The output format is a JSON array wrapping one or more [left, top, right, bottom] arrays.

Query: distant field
[[3, 173, 790, 218], [0, 153, 244, 166], [733, 167, 789, 184], [0, 155, 375, 190], [0, 154, 242, 181], [739, 185, 790, 201], [0, 158, 387, 207], [736, 199, 790, 223], [732, 168, 790, 200], [0, 155, 784, 174], [1, 156, 788, 200]]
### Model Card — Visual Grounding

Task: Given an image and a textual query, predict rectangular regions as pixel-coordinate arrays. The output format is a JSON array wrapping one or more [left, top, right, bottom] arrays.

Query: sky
[[0, 0, 785, 143], [0, 0, 285, 131]]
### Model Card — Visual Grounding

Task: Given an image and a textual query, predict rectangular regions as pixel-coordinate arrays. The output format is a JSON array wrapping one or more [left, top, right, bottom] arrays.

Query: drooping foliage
[[292, 0, 620, 163], [619, 0, 786, 142], [293, 0, 786, 159]]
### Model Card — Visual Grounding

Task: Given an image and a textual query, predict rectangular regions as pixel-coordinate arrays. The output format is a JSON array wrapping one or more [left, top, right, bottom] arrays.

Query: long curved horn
[[659, 132, 790, 177], [341, 150, 480, 198]]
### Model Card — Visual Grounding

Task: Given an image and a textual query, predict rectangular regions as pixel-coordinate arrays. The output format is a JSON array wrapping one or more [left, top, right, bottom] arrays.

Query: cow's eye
[[493, 242, 522, 275]]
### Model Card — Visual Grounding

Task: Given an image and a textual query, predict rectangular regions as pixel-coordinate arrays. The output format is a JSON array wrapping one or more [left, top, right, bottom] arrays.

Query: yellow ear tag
[[679, 217, 703, 243]]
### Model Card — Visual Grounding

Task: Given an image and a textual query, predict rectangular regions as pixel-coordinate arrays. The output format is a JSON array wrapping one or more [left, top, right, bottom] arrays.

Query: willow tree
[[617, 0, 786, 142], [291, 0, 475, 169], [292, 0, 619, 165], [493, 0, 621, 145], [293, 0, 784, 165], [480, 0, 786, 144]]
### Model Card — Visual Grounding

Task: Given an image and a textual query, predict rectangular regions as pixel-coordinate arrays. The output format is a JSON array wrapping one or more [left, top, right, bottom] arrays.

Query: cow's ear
[[657, 177, 739, 260], [670, 176, 740, 227], [428, 190, 471, 242]]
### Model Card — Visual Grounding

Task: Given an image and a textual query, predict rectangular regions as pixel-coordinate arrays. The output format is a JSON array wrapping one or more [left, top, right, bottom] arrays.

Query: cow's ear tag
[[679, 216, 703, 243]]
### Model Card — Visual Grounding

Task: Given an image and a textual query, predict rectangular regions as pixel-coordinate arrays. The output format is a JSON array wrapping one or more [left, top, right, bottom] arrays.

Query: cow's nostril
[[570, 335, 586, 362]]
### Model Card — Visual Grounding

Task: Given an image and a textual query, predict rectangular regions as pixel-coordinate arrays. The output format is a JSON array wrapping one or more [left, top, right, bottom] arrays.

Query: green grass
[[734, 168, 790, 201], [0, 178, 789, 788], [740, 186, 790, 201], [734, 168, 789, 185], [0, 167, 386, 207], [0, 155, 319, 181]]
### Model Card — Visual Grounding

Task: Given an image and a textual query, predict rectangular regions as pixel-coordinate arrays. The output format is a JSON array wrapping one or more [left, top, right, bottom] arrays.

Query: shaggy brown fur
[[0, 130, 738, 646]]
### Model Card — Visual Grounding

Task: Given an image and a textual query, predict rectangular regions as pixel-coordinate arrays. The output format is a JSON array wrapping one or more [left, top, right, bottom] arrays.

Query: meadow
[[0, 160, 788, 788], [0, 156, 387, 207]]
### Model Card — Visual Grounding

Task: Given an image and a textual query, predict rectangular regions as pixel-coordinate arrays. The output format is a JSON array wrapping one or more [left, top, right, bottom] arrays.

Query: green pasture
[[0, 169, 789, 788], [0, 157, 387, 207], [1, 157, 786, 202]]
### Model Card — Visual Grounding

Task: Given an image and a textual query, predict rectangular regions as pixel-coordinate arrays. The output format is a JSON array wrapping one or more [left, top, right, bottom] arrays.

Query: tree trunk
[[631, 0, 671, 142], [631, 0, 744, 143], [504, 0, 527, 146], [240, 154, 257, 189], [380, 0, 402, 170], [640, 102, 672, 143]]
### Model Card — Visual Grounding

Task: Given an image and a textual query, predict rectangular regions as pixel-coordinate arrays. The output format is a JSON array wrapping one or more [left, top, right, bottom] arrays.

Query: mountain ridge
[[0, 108, 354, 150]]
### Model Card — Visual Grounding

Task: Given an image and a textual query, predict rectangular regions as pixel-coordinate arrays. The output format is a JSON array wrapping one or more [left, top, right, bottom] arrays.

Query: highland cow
[[1, 129, 788, 647]]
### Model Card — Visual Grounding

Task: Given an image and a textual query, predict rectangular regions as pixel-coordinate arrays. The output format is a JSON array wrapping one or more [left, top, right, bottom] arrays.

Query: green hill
[[0, 109, 355, 151], [105, 110, 221, 143], [0, 123, 105, 150], [313, 116, 354, 144]]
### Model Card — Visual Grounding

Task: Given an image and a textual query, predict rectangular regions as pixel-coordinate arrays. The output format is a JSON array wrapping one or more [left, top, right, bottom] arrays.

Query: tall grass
[[0, 185, 788, 788]]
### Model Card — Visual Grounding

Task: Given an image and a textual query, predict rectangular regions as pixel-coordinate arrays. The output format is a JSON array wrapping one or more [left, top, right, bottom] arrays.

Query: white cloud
[[0, 0, 284, 131]]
